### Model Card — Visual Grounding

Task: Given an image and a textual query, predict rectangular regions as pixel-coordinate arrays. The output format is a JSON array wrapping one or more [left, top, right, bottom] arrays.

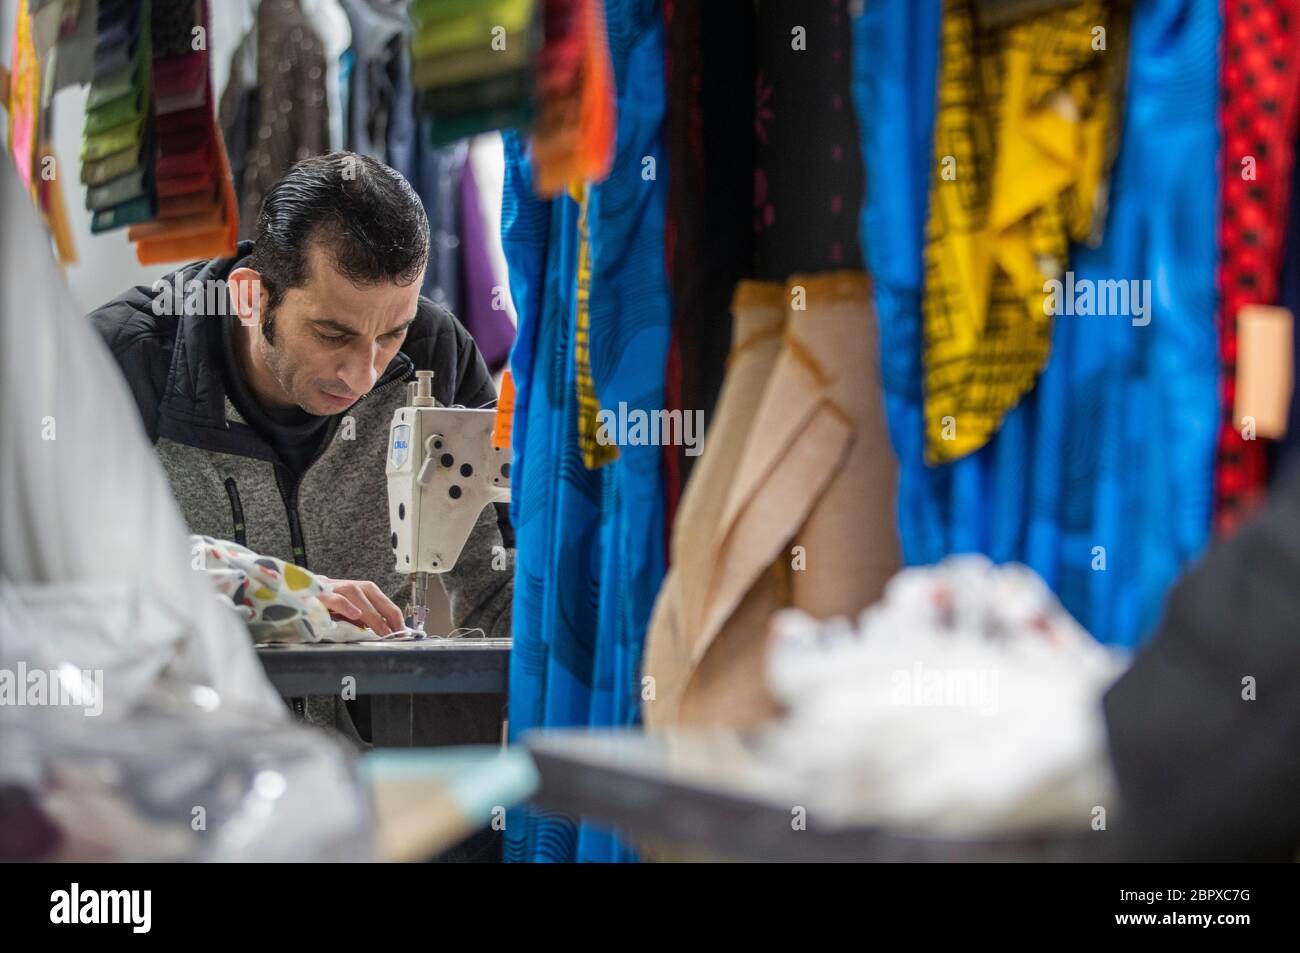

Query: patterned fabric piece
[[1213, 0, 1300, 534], [501, 0, 670, 863], [218, 0, 328, 240], [191, 535, 377, 643], [661, 0, 755, 516], [152, 0, 199, 59], [922, 0, 1119, 463], [572, 183, 619, 468], [531, 0, 616, 196], [751, 0, 864, 279], [854, 0, 1219, 647]]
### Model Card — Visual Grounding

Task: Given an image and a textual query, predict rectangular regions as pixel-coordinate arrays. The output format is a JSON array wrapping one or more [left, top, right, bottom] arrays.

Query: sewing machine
[[385, 370, 511, 632]]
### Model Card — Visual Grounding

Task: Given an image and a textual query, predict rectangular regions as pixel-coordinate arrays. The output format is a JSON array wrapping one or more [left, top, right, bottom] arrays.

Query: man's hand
[[318, 578, 405, 637]]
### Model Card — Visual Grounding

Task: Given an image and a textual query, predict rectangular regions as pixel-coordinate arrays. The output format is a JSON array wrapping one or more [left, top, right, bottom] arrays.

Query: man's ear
[[227, 267, 263, 328]]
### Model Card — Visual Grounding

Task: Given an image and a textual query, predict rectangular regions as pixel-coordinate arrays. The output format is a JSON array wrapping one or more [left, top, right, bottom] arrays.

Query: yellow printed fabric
[[573, 183, 619, 469], [922, 0, 1118, 463]]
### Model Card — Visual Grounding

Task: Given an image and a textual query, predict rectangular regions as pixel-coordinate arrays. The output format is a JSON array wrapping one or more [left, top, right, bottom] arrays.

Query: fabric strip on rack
[[1212, 0, 1300, 533]]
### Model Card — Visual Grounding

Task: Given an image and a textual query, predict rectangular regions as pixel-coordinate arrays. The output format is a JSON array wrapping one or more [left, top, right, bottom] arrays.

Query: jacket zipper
[[223, 477, 248, 547], [277, 374, 411, 570], [274, 466, 311, 568]]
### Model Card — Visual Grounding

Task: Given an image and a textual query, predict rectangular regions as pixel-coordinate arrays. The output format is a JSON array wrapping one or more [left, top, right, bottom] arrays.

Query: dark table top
[[255, 638, 510, 697], [525, 729, 1110, 862]]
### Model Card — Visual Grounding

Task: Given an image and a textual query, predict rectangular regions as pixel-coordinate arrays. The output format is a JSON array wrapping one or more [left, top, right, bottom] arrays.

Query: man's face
[[249, 244, 424, 415]]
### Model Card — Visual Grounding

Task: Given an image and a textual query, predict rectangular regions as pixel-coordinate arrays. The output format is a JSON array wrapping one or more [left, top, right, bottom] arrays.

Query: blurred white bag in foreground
[[762, 555, 1128, 835], [0, 159, 371, 861]]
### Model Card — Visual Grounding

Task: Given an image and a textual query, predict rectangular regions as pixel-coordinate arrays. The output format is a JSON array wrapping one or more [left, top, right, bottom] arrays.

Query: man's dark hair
[[247, 152, 429, 337]]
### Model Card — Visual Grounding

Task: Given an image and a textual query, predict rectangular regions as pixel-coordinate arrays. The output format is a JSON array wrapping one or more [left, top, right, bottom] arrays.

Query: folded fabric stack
[[128, 0, 236, 264], [528, 0, 613, 196], [408, 0, 540, 145], [78, 0, 236, 261], [81, 0, 155, 233], [761, 555, 1128, 835]]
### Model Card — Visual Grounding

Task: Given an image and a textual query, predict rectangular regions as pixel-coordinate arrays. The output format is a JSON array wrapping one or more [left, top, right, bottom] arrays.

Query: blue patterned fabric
[[853, 0, 1220, 646], [501, 0, 669, 863]]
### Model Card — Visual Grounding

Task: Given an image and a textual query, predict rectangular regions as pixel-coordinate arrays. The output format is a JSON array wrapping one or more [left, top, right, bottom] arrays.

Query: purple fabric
[[459, 160, 516, 373]]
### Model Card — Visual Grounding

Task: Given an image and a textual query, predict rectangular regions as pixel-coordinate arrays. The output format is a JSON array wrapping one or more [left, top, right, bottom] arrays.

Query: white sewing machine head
[[385, 370, 511, 630]]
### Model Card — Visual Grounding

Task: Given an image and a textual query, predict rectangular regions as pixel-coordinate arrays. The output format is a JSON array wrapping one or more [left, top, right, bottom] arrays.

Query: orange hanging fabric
[[131, 119, 237, 264], [531, 0, 615, 196]]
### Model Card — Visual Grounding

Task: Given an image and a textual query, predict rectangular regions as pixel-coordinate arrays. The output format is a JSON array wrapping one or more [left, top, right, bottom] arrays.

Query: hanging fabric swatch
[[411, 132, 468, 316], [459, 152, 517, 371], [529, 0, 614, 196], [219, 0, 329, 238], [73, 0, 236, 260], [853, 0, 1218, 647], [37, 125, 79, 263], [750, 0, 864, 281], [8, 0, 82, 263], [1212, 0, 1300, 534], [7, 0, 40, 188], [661, 1, 864, 521], [531, 0, 585, 192], [501, 0, 670, 862], [408, 130, 517, 372], [571, 182, 618, 468], [921, 0, 1122, 464], [407, 0, 539, 145], [660, 0, 755, 519], [46, 0, 97, 93], [301, 0, 350, 153], [342, 0, 415, 175], [128, 0, 237, 264], [81, 0, 155, 233]]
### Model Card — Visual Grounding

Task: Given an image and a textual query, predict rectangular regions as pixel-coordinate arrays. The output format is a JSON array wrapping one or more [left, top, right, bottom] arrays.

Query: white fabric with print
[[190, 535, 379, 643]]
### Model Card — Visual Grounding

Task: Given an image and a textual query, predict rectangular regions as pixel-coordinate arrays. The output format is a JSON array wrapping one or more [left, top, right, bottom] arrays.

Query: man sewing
[[89, 152, 513, 736]]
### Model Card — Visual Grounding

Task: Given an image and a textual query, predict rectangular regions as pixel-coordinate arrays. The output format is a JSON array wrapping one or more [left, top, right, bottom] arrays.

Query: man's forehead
[[296, 243, 422, 333]]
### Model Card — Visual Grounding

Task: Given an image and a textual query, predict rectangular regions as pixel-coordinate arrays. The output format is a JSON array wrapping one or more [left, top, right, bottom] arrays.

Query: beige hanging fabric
[[642, 280, 787, 728], [643, 272, 902, 729]]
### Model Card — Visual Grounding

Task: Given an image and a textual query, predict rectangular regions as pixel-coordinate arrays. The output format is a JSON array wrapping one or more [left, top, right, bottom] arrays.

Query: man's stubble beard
[[257, 324, 305, 410]]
